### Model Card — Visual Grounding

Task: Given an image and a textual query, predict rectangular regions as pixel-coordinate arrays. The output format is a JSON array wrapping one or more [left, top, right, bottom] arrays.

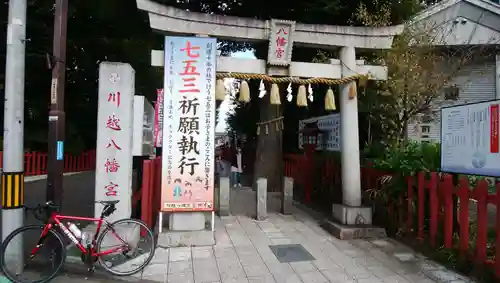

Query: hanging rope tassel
[[215, 79, 226, 101], [270, 83, 281, 105], [238, 80, 250, 103], [324, 87, 336, 111], [348, 83, 357, 99], [296, 85, 308, 107], [358, 77, 368, 88]]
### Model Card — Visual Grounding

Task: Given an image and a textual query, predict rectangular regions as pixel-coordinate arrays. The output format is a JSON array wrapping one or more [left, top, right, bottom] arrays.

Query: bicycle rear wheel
[[0, 225, 66, 283], [96, 218, 155, 276]]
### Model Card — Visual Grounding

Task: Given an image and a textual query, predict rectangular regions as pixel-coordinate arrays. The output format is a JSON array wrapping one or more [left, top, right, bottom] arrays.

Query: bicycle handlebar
[[24, 201, 60, 221]]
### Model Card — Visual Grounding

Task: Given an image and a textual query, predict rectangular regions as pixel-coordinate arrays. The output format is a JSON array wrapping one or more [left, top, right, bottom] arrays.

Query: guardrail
[[0, 149, 96, 176]]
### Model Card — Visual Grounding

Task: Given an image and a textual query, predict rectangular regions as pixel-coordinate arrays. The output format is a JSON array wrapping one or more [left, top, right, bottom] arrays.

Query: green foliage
[[366, 140, 440, 174], [363, 141, 440, 205], [1, 0, 162, 151]]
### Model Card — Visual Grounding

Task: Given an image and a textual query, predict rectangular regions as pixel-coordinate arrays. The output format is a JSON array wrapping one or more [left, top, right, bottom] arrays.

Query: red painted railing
[[0, 149, 96, 176], [139, 157, 161, 232], [407, 173, 499, 276], [284, 153, 500, 278]]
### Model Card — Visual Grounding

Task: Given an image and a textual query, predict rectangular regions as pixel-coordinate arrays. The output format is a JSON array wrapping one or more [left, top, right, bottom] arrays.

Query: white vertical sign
[[154, 89, 164, 147], [161, 37, 216, 211], [95, 62, 135, 222], [132, 96, 155, 156]]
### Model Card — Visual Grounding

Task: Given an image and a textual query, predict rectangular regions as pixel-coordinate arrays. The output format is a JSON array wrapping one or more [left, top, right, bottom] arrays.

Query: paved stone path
[[0, 180, 474, 283], [127, 189, 474, 283]]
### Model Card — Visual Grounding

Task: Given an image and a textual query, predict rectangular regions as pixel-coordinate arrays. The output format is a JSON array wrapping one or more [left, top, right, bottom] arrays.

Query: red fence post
[[64, 154, 69, 172], [25, 152, 31, 175], [442, 175, 453, 249], [475, 179, 488, 266], [72, 155, 77, 172], [429, 172, 438, 248], [153, 157, 162, 226], [496, 182, 500, 278], [42, 153, 47, 174], [458, 177, 470, 257], [417, 172, 425, 239], [141, 160, 153, 236], [407, 176, 414, 234], [92, 149, 96, 169], [305, 154, 312, 204]]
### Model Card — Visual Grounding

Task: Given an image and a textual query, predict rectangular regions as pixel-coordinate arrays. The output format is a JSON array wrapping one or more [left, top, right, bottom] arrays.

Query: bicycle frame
[[30, 212, 129, 258]]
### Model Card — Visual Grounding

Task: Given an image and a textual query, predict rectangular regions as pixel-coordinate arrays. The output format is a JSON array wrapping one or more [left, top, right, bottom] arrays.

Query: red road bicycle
[[0, 200, 155, 283]]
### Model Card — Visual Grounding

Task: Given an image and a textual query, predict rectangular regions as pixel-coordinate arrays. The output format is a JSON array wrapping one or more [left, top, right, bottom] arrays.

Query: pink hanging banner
[[154, 88, 164, 147]]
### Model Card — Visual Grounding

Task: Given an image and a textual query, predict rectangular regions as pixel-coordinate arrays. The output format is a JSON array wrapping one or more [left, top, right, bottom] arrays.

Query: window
[[421, 125, 430, 133], [422, 114, 433, 123], [444, 85, 459, 100]]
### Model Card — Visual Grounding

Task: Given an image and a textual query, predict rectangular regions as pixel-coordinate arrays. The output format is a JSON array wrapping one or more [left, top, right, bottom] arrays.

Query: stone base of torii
[[136, 0, 402, 246]]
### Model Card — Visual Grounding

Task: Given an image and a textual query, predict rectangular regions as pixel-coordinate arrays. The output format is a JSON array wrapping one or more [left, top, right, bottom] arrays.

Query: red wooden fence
[[408, 172, 499, 277], [284, 153, 500, 278], [0, 149, 96, 176], [139, 157, 161, 233]]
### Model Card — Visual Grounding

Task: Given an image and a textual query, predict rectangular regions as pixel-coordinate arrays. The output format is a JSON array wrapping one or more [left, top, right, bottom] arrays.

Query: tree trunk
[[253, 86, 283, 192]]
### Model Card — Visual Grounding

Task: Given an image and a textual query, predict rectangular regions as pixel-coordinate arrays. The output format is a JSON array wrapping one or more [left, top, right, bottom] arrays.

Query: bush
[[365, 141, 440, 174], [362, 141, 440, 200]]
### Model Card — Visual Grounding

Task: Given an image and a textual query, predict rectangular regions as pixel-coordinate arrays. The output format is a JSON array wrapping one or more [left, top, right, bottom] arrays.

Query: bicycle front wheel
[[96, 218, 155, 276], [0, 225, 66, 283]]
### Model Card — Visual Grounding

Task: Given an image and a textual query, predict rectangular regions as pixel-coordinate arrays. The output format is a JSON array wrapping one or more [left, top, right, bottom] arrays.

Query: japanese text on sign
[[154, 89, 164, 147], [267, 20, 295, 66], [161, 37, 216, 212], [95, 62, 134, 221], [275, 28, 288, 59]]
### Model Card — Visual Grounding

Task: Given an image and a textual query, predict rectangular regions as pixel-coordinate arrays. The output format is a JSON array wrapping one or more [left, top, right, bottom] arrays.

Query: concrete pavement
[[0, 176, 475, 283], [125, 188, 473, 283]]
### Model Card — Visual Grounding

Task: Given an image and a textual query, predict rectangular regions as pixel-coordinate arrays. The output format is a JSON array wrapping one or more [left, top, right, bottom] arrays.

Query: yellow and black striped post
[[1, 172, 24, 209]]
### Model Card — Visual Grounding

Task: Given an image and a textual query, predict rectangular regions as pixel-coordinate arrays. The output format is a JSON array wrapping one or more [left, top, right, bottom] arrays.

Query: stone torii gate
[[136, 0, 403, 239]]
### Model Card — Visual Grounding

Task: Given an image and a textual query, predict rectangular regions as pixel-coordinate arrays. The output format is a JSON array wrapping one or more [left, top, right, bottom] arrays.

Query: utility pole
[[2, 0, 27, 263], [46, 0, 68, 206]]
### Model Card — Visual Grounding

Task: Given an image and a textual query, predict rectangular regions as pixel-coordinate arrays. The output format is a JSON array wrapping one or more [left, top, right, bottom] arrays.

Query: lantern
[[300, 122, 324, 153]]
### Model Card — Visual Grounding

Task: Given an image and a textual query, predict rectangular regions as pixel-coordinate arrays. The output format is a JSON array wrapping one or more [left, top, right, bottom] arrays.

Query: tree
[[354, 1, 491, 146], [0, 0, 162, 152]]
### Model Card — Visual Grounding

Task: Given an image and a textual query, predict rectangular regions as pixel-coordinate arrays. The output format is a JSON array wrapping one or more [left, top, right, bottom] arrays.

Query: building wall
[[408, 56, 497, 142]]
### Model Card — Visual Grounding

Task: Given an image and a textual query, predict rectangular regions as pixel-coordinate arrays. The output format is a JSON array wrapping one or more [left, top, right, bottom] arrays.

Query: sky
[[215, 50, 256, 133]]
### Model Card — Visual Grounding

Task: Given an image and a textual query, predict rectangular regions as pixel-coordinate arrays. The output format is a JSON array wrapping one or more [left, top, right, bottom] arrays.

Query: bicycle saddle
[[96, 200, 120, 205]]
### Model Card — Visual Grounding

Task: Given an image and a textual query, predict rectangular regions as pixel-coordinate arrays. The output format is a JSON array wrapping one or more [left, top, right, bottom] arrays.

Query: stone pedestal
[[217, 177, 230, 216], [256, 178, 267, 220], [325, 204, 386, 240], [332, 204, 372, 225], [169, 212, 206, 230], [282, 177, 293, 215], [156, 212, 214, 247]]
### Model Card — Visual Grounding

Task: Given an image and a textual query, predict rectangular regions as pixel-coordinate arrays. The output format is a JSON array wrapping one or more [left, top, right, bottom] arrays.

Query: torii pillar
[[136, 0, 403, 238]]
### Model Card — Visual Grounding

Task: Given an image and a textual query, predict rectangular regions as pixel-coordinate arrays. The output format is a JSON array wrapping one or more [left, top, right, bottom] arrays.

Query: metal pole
[[46, 0, 68, 206], [2, 0, 27, 266]]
